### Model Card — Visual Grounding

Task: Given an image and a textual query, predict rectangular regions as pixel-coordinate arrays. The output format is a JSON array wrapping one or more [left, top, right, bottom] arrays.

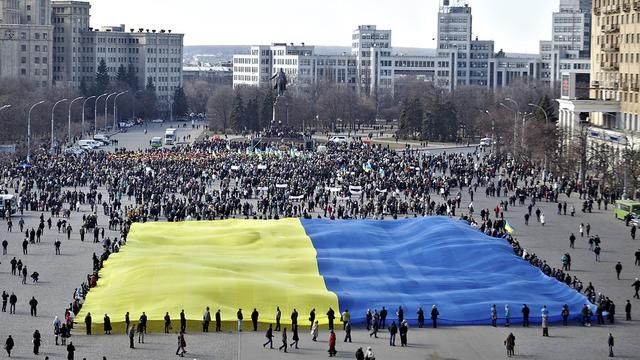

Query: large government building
[[0, 0, 184, 107]]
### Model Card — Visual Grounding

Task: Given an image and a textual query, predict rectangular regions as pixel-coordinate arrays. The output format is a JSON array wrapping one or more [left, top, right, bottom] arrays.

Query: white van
[[480, 138, 493, 147], [78, 139, 102, 149]]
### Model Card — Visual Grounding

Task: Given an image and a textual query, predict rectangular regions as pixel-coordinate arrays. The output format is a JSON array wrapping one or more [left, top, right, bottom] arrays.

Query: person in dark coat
[[129, 324, 135, 348], [356, 347, 365, 360], [431, 305, 440, 328], [327, 307, 335, 330], [5, 335, 14, 357], [180, 309, 187, 333], [399, 320, 408, 346], [263, 324, 274, 348], [215, 309, 221, 332], [32, 330, 41, 355], [103, 314, 112, 335], [417, 307, 425, 328], [309, 309, 316, 331], [84, 312, 92, 335], [278, 328, 288, 352], [522, 304, 530, 327], [164, 312, 172, 333], [290, 324, 299, 349], [66, 341, 75, 360], [251, 308, 259, 331]]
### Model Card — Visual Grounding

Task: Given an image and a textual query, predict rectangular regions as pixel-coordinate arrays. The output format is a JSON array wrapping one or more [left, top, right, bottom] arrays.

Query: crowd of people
[[0, 132, 637, 358]]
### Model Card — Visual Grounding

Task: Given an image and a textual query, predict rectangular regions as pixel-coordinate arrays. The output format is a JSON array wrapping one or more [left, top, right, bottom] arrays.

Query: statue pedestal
[[272, 95, 289, 128]]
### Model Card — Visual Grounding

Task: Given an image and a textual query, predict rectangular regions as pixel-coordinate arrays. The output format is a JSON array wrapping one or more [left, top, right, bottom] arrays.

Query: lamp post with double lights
[[51, 99, 68, 151], [94, 93, 108, 136], [81, 96, 96, 137], [529, 103, 550, 183], [27, 101, 44, 163], [68, 97, 84, 145], [103, 92, 117, 133], [113, 91, 128, 130]]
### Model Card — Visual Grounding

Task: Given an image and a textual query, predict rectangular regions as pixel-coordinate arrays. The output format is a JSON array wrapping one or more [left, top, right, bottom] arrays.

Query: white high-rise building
[[540, 0, 592, 87]]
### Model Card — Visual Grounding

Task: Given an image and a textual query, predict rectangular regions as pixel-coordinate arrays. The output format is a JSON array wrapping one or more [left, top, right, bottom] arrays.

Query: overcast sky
[[90, 0, 560, 53]]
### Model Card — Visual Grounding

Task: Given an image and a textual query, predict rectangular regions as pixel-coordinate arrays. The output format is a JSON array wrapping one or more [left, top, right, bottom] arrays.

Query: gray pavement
[[0, 131, 639, 360]]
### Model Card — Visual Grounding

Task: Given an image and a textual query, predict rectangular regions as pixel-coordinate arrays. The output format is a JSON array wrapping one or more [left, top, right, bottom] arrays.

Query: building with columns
[[558, 0, 639, 155]]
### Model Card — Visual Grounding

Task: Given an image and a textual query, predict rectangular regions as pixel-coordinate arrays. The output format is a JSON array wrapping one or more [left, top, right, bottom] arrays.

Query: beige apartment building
[[559, 0, 640, 154]]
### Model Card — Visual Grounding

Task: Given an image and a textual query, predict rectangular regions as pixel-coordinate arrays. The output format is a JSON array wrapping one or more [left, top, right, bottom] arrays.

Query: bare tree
[[207, 87, 234, 132]]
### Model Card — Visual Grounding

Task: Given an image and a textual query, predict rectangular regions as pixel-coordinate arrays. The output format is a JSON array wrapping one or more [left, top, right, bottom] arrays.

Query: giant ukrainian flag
[[78, 217, 590, 332]]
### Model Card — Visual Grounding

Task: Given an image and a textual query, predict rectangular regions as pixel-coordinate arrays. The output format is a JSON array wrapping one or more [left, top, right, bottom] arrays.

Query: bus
[[150, 137, 163, 148], [613, 200, 640, 220], [165, 128, 177, 145], [0, 194, 18, 216]]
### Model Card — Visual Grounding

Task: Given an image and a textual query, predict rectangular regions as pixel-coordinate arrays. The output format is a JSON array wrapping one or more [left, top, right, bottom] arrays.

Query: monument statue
[[271, 68, 287, 97]]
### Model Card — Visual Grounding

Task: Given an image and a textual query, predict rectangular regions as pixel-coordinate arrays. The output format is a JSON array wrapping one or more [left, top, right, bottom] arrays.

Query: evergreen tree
[[230, 93, 245, 132], [95, 59, 110, 95], [259, 91, 275, 130], [245, 98, 259, 131], [79, 78, 90, 97], [126, 63, 139, 91], [172, 87, 188, 118], [116, 64, 127, 83], [142, 78, 157, 120]]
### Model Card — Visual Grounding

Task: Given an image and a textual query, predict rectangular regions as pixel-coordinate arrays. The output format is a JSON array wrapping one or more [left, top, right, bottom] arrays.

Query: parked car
[[329, 135, 349, 144], [151, 119, 164, 123], [78, 139, 102, 149], [93, 134, 110, 145], [119, 121, 134, 128], [63, 147, 86, 156]]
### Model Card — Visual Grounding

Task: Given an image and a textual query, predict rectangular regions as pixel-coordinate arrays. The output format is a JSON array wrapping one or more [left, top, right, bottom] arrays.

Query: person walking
[[625, 300, 632, 321], [129, 324, 135, 349], [344, 321, 352, 343], [608, 333, 615, 357], [278, 328, 288, 353], [327, 307, 335, 331], [615, 262, 623, 280], [263, 324, 274, 349], [290, 324, 299, 349], [29, 296, 38, 316], [594, 245, 601, 262], [1, 291, 6, 312], [176, 331, 187, 357], [632, 278, 640, 299], [311, 320, 319, 341], [504, 332, 515, 357], [4, 335, 13, 357], [66, 341, 75, 360], [8, 293, 16, 314], [328, 330, 337, 357], [569, 233, 576, 248]]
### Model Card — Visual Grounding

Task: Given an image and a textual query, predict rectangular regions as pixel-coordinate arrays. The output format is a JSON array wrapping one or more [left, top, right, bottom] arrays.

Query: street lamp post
[[94, 94, 108, 136], [521, 112, 533, 148], [103, 92, 117, 133], [504, 98, 520, 157], [27, 101, 44, 163], [51, 99, 68, 152], [67, 97, 84, 145], [529, 103, 550, 183], [113, 91, 128, 130], [81, 96, 96, 137]]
